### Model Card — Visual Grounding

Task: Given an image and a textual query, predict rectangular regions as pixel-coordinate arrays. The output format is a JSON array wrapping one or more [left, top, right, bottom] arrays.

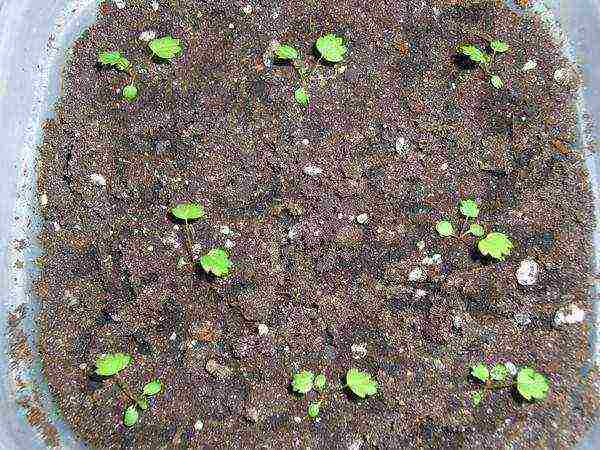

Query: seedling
[[274, 33, 347, 106], [470, 362, 549, 406], [467, 223, 485, 237], [433, 199, 486, 239], [199, 248, 232, 277], [458, 38, 509, 89], [291, 370, 315, 394], [346, 368, 378, 399], [290, 370, 328, 419], [98, 35, 182, 101], [308, 401, 322, 418], [94, 353, 163, 426], [436, 220, 455, 237], [478, 232, 513, 260], [171, 201, 205, 264]]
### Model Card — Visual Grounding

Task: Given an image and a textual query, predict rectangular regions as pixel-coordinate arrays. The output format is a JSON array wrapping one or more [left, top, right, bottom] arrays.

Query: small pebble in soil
[[257, 324, 269, 336], [150, 0, 158, 11], [416, 240, 426, 251], [64, 290, 79, 307], [522, 59, 537, 71], [303, 165, 323, 176], [347, 437, 364, 450], [301, 139, 309, 146], [554, 304, 585, 327], [395, 136, 408, 153], [356, 213, 369, 224], [516, 259, 540, 286], [113, 0, 126, 9], [220, 225, 232, 235], [287, 225, 299, 240], [504, 361, 518, 376], [206, 359, 234, 379], [194, 419, 204, 432], [170, 332, 177, 341], [244, 406, 260, 423], [422, 254, 442, 266], [408, 267, 426, 282], [228, 23, 235, 29], [414, 289, 427, 299], [40, 193, 48, 206], [139, 30, 156, 42], [514, 311, 532, 326], [351, 343, 367, 359], [242, 4, 253, 15], [225, 239, 235, 249], [89, 173, 107, 186], [293, 416, 302, 424]]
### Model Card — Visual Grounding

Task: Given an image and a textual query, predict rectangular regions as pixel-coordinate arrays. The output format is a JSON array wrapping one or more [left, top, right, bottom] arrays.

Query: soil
[[35, 0, 598, 449]]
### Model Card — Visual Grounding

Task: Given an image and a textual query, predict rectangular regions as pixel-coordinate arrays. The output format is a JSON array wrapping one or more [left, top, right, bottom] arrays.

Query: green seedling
[[458, 38, 509, 89], [467, 223, 485, 237], [291, 370, 315, 394], [470, 362, 549, 406], [308, 401, 322, 418], [478, 231, 513, 260], [291, 370, 328, 419], [314, 374, 327, 392], [98, 50, 138, 101], [274, 33, 347, 106], [346, 368, 378, 399], [199, 248, 232, 277], [149, 36, 182, 60], [94, 354, 163, 427], [458, 198, 479, 233], [436, 220, 455, 237], [171, 202, 205, 266]]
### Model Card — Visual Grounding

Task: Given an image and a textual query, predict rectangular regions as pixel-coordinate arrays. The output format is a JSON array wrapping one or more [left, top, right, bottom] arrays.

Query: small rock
[[504, 361, 518, 376], [257, 324, 269, 336], [224, 239, 235, 249], [554, 304, 585, 326], [396, 136, 408, 153], [220, 225, 232, 235], [452, 315, 464, 331], [553, 66, 578, 86], [303, 165, 323, 176], [287, 225, 299, 240], [416, 240, 426, 251], [293, 416, 302, 424], [245, 406, 260, 423], [514, 311, 532, 326], [414, 289, 427, 299], [516, 259, 539, 286], [170, 332, 178, 341], [113, 0, 126, 9], [422, 254, 442, 266], [408, 267, 426, 282], [301, 139, 309, 146], [522, 59, 537, 71], [228, 23, 234, 29], [139, 30, 156, 42], [351, 343, 367, 359], [347, 437, 364, 450], [194, 419, 204, 432], [356, 213, 369, 224], [40, 194, 48, 206], [205, 359, 233, 379], [90, 173, 107, 186], [241, 4, 253, 15], [150, 0, 159, 11]]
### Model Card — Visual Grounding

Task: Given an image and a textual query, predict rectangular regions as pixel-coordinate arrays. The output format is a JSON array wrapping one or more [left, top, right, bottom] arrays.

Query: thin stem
[[114, 375, 137, 404], [183, 219, 195, 261], [307, 56, 323, 82], [487, 381, 516, 391]]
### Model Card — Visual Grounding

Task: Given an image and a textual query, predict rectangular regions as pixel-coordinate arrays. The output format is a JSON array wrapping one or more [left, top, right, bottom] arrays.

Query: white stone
[[90, 173, 107, 186], [416, 240, 425, 251], [150, 0, 159, 11], [504, 361, 518, 376], [40, 193, 48, 206], [139, 30, 156, 42], [224, 239, 235, 249], [170, 332, 177, 341], [220, 225, 232, 235], [356, 213, 369, 224], [351, 343, 367, 359], [258, 323, 269, 336], [522, 59, 537, 71], [554, 304, 585, 326], [194, 419, 204, 431], [414, 289, 427, 299], [113, 0, 126, 9], [301, 139, 309, 146], [408, 267, 425, 282], [228, 23, 235, 29], [287, 225, 299, 240], [395, 136, 408, 153], [516, 259, 540, 286], [242, 4, 253, 15], [303, 165, 323, 176]]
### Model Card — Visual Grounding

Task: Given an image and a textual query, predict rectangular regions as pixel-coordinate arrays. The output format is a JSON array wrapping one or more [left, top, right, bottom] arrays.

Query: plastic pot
[[0, 0, 597, 448]]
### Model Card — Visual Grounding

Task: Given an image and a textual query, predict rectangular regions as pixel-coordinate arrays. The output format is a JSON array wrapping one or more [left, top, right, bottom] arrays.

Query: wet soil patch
[[36, 0, 598, 449]]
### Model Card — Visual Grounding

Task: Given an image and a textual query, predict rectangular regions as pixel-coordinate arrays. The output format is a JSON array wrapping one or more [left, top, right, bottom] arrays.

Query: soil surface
[[36, 0, 598, 449]]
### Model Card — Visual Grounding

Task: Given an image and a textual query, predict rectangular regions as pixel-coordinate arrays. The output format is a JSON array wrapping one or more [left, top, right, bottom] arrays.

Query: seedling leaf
[[490, 75, 503, 89], [199, 248, 232, 277], [436, 220, 454, 237], [490, 363, 508, 381], [314, 374, 326, 391], [95, 353, 131, 376], [346, 368, 378, 398], [137, 397, 149, 411], [276, 44, 299, 60], [471, 363, 489, 382], [490, 40, 510, 53], [468, 223, 485, 237], [471, 390, 484, 406], [149, 36, 182, 60], [459, 199, 479, 218], [308, 401, 321, 418], [291, 370, 315, 394], [171, 202, 205, 221], [123, 405, 139, 427], [316, 34, 347, 63], [123, 84, 138, 101], [143, 379, 162, 396], [99, 51, 122, 65], [295, 87, 309, 106], [478, 232, 513, 261], [517, 368, 549, 401], [459, 44, 490, 65]]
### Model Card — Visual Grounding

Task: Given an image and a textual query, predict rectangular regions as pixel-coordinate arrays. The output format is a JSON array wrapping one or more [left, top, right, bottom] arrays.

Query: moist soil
[[35, 0, 598, 449]]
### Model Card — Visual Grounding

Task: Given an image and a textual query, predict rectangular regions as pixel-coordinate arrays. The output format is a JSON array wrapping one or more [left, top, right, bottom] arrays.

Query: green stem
[[114, 375, 137, 404]]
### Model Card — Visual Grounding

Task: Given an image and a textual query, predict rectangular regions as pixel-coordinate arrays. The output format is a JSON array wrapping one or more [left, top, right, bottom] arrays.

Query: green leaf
[[291, 370, 314, 394], [490, 363, 508, 382], [123, 405, 139, 427], [490, 75, 504, 89], [490, 39, 510, 53], [294, 87, 309, 106], [517, 368, 550, 401], [122, 84, 138, 101], [316, 33, 347, 63], [471, 390, 484, 406], [136, 397, 149, 411], [95, 353, 131, 376], [436, 220, 454, 237], [346, 368, 378, 398], [143, 379, 162, 396], [171, 202, 205, 221], [99, 51, 122, 65], [471, 363, 489, 382], [275, 44, 299, 60], [478, 232, 513, 261], [314, 374, 326, 391], [459, 199, 479, 218], [308, 401, 321, 418], [468, 223, 485, 237], [458, 44, 490, 65], [149, 36, 182, 60], [199, 248, 232, 277], [115, 57, 131, 71]]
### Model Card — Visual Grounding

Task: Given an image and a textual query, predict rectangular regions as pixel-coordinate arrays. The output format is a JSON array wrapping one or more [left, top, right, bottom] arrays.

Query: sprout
[[316, 33, 347, 63], [478, 232, 513, 260], [436, 220, 455, 237], [346, 368, 378, 398], [149, 36, 182, 60]]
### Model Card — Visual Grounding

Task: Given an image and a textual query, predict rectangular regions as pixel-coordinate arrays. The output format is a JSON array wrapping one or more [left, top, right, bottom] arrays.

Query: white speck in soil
[[303, 165, 323, 176], [395, 136, 408, 153], [554, 304, 586, 327], [224, 239, 235, 249], [414, 289, 427, 299], [220, 225, 232, 235], [206, 359, 233, 379], [408, 267, 425, 282], [301, 138, 309, 146], [293, 416, 302, 424], [287, 225, 299, 240], [90, 173, 107, 186], [416, 240, 426, 251], [351, 343, 367, 359], [170, 332, 177, 341], [194, 419, 204, 432], [522, 59, 537, 71], [516, 259, 539, 286], [422, 254, 442, 266], [150, 0, 158, 11], [257, 323, 269, 336], [514, 311, 532, 326], [347, 437, 364, 450], [244, 406, 260, 423], [113, 0, 126, 9], [504, 361, 518, 376], [52, 222, 61, 232], [40, 193, 48, 206], [242, 4, 253, 15], [139, 30, 156, 42], [228, 23, 235, 29], [356, 213, 369, 224]]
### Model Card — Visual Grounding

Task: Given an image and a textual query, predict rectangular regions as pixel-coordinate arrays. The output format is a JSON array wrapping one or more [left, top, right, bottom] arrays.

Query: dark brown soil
[[36, 0, 598, 449]]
